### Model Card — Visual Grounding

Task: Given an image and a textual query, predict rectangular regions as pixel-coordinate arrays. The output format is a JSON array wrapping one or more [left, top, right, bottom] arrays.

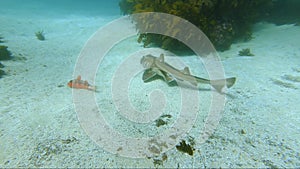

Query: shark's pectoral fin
[[156, 68, 174, 83], [142, 69, 158, 82], [142, 68, 175, 84], [161, 71, 175, 83]]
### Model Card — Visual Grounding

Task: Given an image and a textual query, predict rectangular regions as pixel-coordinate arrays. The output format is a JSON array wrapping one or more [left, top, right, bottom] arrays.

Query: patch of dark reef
[[0, 35, 13, 78], [0, 45, 12, 61], [119, 0, 273, 52], [264, 0, 300, 25], [0, 36, 5, 43]]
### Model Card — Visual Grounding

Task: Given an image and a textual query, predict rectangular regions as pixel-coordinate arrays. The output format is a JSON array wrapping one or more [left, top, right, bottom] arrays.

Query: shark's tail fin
[[210, 77, 236, 92]]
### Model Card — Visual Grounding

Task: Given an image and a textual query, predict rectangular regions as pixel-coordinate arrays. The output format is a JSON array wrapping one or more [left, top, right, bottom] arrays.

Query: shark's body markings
[[140, 54, 236, 92]]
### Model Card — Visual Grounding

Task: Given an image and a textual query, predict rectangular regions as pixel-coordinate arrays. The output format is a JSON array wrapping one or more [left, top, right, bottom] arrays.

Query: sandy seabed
[[0, 11, 299, 168]]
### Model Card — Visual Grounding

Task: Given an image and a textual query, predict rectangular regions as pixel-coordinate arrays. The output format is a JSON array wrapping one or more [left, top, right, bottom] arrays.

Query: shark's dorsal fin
[[158, 54, 165, 62], [182, 67, 191, 75], [154, 68, 175, 83]]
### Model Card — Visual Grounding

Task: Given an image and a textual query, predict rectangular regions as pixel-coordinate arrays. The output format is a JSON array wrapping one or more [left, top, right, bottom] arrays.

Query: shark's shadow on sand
[[143, 73, 236, 99]]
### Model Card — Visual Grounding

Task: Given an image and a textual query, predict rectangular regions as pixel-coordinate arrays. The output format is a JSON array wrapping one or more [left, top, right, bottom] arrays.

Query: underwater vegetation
[[0, 68, 5, 78], [152, 153, 168, 167], [0, 36, 6, 77], [35, 30, 45, 41], [175, 139, 195, 156], [0, 36, 5, 43], [119, 0, 273, 51], [238, 48, 254, 56], [0, 35, 13, 78], [0, 45, 12, 61], [265, 0, 300, 25], [0, 35, 12, 60], [155, 114, 172, 127]]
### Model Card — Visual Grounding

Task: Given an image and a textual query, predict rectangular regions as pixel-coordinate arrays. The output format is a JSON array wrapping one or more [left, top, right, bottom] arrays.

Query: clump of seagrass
[[0, 45, 12, 60], [0, 35, 4, 43], [239, 48, 254, 56], [35, 30, 45, 41]]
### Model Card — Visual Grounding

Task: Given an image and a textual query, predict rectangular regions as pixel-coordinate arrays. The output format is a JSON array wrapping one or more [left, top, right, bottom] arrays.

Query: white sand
[[0, 7, 299, 168]]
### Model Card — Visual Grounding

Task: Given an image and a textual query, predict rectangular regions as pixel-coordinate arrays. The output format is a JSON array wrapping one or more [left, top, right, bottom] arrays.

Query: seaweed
[[175, 140, 194, 156], [240, 129, 246, 134], [155, 119, 167, 127], [155, 114, 172, 127], [152, 153, 168, 167], [153, 158, 163, 167], [119, 0, 273, 51], [0, 69, 5, 78], [0, 36, 11, 78], [0, 36, 4, 43], [238, 48, 254, 56], [0, 45, 12, 60], [35, 30, 45, 41]]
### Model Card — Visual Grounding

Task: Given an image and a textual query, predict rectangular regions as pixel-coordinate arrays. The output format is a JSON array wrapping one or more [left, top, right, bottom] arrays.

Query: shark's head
[[140, 54, 155, 68]]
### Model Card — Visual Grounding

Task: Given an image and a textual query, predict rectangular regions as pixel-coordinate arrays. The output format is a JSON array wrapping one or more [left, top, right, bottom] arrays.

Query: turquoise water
[[0, 0, 120, 17], [0, 0, 299, 168]]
